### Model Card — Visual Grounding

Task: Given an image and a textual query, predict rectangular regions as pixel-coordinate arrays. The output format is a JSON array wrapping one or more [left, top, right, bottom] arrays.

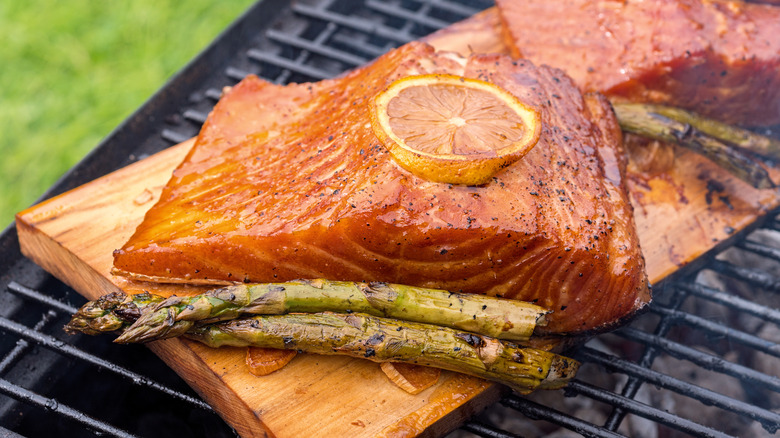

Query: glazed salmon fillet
[[113, 42, 649, 335], [496, 0, 780, 126]]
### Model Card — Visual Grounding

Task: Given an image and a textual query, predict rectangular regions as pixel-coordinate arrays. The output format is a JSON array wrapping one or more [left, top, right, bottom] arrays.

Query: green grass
[[0, 0, 255, 227]]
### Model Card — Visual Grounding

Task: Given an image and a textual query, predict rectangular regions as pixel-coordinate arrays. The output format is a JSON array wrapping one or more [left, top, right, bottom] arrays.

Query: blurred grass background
[[0, 0, 255, 228]]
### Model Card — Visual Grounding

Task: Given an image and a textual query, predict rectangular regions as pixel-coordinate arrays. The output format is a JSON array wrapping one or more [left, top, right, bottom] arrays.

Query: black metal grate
[[1, 0, 778, 436]]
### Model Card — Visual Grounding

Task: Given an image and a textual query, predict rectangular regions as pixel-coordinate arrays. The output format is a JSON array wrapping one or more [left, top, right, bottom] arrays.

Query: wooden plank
[[15, 8, 779, 438]]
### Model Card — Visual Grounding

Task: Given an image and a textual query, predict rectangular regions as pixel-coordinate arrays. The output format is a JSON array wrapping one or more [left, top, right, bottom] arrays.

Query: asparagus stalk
[[185, 312, 579, 394], [64, 279, 549, 344], [612, 103, 776, 189], [621, 103, 780, 159]]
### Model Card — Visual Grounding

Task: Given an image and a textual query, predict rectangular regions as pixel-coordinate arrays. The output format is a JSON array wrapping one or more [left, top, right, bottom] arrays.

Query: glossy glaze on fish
[[113, 42, 649, 335], [496, 0, 780, 126]]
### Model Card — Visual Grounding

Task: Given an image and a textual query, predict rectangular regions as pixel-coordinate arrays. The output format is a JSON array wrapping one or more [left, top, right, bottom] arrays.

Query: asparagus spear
[[185, 312, 579, 394], [64, 279, 549, 344], [612, 103, 776, 189], [619, 103, 780, 159]]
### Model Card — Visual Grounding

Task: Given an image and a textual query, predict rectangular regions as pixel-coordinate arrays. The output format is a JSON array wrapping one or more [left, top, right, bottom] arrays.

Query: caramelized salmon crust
[[496, 0, 780, 126], [113, 42, 650, 335]]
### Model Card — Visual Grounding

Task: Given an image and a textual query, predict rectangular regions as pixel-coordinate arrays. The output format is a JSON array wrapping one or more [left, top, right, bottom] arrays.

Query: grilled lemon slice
[[370, 74, 542, 185]]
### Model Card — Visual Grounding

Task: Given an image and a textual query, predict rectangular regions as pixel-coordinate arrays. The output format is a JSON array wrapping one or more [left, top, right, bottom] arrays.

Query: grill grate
[[1, 0, 779, 436]]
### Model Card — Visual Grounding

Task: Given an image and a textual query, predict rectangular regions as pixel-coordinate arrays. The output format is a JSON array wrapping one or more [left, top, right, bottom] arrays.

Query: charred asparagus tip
[[64, 291, 162, 336], [64, 292, 133, 335]]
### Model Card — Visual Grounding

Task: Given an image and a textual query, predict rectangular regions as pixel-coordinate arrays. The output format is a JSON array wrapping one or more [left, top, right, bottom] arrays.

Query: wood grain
[[15, 8, 779, 438]]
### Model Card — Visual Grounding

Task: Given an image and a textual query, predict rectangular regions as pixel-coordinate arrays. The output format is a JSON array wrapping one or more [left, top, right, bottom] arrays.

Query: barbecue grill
[[1, 0, 779, 436]]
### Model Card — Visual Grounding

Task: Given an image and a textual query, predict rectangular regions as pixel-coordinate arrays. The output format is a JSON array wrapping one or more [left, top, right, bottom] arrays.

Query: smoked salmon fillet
[[113, 42, 650, 335], [496, 0, 780, 126]]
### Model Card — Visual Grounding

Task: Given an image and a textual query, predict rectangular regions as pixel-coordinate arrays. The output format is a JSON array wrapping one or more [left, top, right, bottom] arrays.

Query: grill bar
[[0, 378, 135, 438], [0, 311, 56, 374], [265, 27, 368, 67], [615, 328, 780, 392], [205, 88, 224, 101], [183, 109, 210, 125], [708, 259, 780, 291], [566, 380, 736, 438], [649, 305, 780, 357], [329, 33, 388, 58], [737, 238, 780, 262], [459, 422, 518, 438], [365, 0, 448, 30], [247, 49, 332, 81], [292, 2, 417, 44], [161, 129, 193, 145], [674, 282, 780, 324], [6, 282, 78, 315], [502, 395, 626, 438], [417, 0, 484, 17], [578, 347, 780, 429]]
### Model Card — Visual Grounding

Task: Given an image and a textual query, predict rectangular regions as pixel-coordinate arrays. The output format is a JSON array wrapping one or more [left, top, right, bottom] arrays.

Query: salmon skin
[[113, 42, 650, 335], [496, 0, 780, 126]]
